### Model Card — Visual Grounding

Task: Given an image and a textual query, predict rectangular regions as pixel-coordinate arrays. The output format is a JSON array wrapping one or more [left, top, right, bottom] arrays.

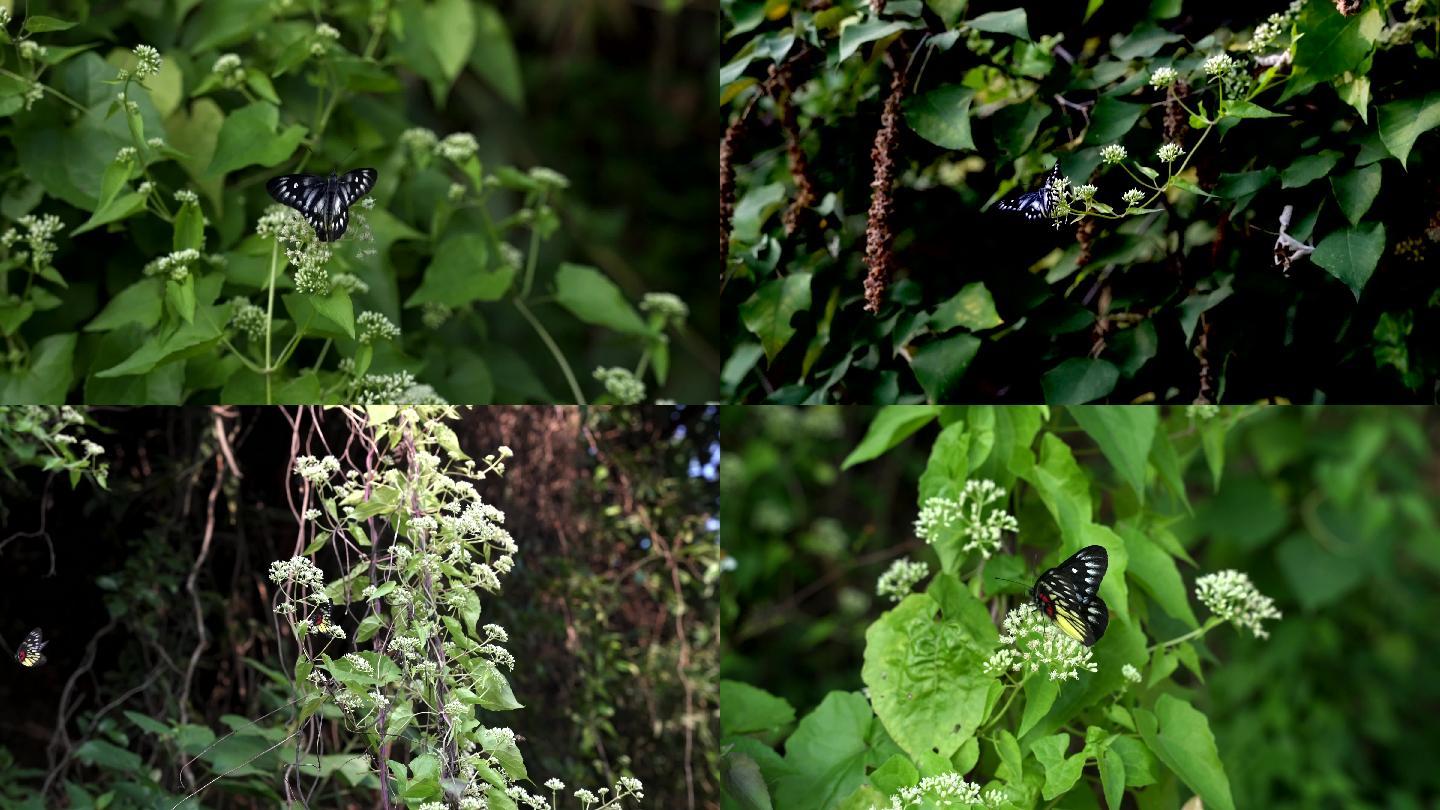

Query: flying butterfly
[[265, 168, 377, 242], [1031, 545, 1109, 646], [996, 164, 1064, 229], [16, 627, 48, 667]]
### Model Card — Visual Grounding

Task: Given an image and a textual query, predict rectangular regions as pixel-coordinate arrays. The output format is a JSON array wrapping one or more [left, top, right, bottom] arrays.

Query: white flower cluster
[[876, 558, 931, 603], [1150, 66, 1178, 89], [1156, 143, 1184, 163], [593, 367, 646, 404], [174, 188, 199, 205], [0, 6, 10, 26], [1249, 2, 1302, 52], [889, 773, 996, 810], [529, 166, 570, 191], [229, 296, 266, 341], [913, 480, 1018, 559], [438, 132, 479, 162], [1072, 183, 1098, 201], [268, 556, 326, 590], [1195, 570, 1282, 639], [5, 214, 64, 268], [1203, 53, 1236, 77], [640, 292, 688, 324], [1122, 188, 1145, 207], [986, 604, 1099, 681], [143, 248, 200, 282], [400, 127, 438, 153], [212, 53, 246, 88], [257, 205, 333, 293], [1122, 663, 1142, 684], [133, 44, 162, 79], [1100, 144, 1127, 165], [18, 40, 47, 61], [422, 302, 452, 329], [357, 310, 401, 344], [294, 454, 341, 484], [573, 776, 645, 807]]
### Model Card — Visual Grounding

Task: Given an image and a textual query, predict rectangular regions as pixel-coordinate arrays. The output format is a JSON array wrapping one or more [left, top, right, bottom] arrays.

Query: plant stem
[[1146, 617, 1223, 652], [634, 348, 651, 380], [520, 191, 546, 299], [264, 239, 280, 404], [512, 297, 586, 404], [980, 672, 1030, 734], [0, 68, 87, 112]]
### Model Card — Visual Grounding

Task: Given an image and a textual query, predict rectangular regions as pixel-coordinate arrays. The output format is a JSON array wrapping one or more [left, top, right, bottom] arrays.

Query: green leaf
[[930, 282, 1002, 332], [1084, 97, 1146, 146], [1275, 533, 1366, 610], [862, 590, 994, 759], [1032, 733, 1086, 800], [74, 740, 143, 773], [772, 692, 875, 809], [94, 159, 131, 214], [1281, 150, 1341, 188], [918, 421, 970, 506], [1336, 74, 1370, 122], [552, 263, 649, 335], [24, 15, 76, 32], [1018, 676, 1058, 738], [1135, 695, 1235, 810], [470, 4, 525, 108], [1376, 91, 1440, 169], [904, 85, 976, 150], [995, 729, 1024, 784], [740, 273, 813, 362], [1069, 406, 1157, 499], [841, 405, 939, 469], [1292, 6, 1380, 83], [1099, 747, 1126, 809], [205, 101, 307, 177], [1311, 221, 1385, 300], [405, 233, 512, 308], [1041, 358, 1119, 403], [1219, 99, 1285, 119], [1027, 433, 1092, 545], [1, 334, 76, 403], [73, 191, 148, 235], [836, 19, 913, 63], [426, 0, 477, 101], [173, 202, 205, 252], [1330, 164, 1382, 225], [1110, 736, 1156, 786], [1119, 524, 1199, 626], [167, 275, 197, 324], [908, 334, 981, 403], [720, 681, 796, 737], [967, 9, 1030, 40], [723, 752, 774, 810]]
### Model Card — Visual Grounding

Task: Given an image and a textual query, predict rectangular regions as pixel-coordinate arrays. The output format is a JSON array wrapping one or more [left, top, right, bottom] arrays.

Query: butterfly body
[[996, 164, 1063, 229], [1030, 545, 1108, 646], [16, 627, 47, 667], [266, 168, 377, 241]]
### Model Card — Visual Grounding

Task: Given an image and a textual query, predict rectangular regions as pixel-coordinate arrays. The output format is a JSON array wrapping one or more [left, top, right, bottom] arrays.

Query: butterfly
[[16, 627, 48, 667], [996, 164, 1064, 229], [265, 168, 377, 242], [1031, 545, 1109, 646]]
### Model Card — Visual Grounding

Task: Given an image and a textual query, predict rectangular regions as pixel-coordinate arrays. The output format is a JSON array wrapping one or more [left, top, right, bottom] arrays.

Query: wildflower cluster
[[142, 249, 201, 282], [0, 407, 109, 486], [2, 213, 65, 269], [357, 311, 401, 344], [312, 22, 341, 56], [1099, 143, 1127, 165], [438, 132, 479, 162], [1195, 570, 1282, 639], [1149, 66, 1178, 89], [640, 292, 689, 327], [257, 205, 333, 293], [876, 558, 931, 603], [593, 367, 646, 404], [1202, 53, 1236, 78], [132, 44, 162, 79], [889, 773, 999, 810], [1122, 188, 1145, 207], [985, 604, 1099, 681], [1156, 143, 1184, 163], [1122, 663, 1142, 684], [912, 479, 1018, 559], [1248, 0, 1303, 53], [229, 297, 267, 341], [212, 53, 246, 88], [1185, 404, 1221, 421]]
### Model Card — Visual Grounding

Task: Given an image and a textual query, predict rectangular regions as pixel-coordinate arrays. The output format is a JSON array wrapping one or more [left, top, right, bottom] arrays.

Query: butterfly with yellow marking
[[1031, 545, 1109, 646], [16, 627, 48, 667]]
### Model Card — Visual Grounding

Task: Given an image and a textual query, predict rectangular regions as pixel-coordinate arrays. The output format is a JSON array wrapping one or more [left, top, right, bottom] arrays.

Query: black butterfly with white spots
[[16, 627, 48, 667], [1031, 545, 1108, 646], [996, 164, 1064, 229], [266, 168, 377, 241]]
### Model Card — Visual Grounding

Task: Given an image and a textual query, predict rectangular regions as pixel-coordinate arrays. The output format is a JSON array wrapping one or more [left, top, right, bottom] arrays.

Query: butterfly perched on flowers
[[1031, 545, 1109, 646], [16, 627, 48, 667], [996, 164, 1064, 229], [265, 168, 377, 241]]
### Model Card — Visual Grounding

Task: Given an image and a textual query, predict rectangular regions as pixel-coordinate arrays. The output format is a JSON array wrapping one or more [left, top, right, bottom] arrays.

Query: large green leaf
[[1084, 97, 1146, 146], [551, 263, 649, 335], [720, 681, 796, 737], [1069, 406, 1157, 499], [1032, 733, 1086, 800], [967, 9, 1030, 40], [904, 85, 976, 150], [1041, 358, 1119, 403], [1376, 91, 1440, 169], [741, 274, 813, 362], [469, 4, 524, 108], [1135, 695, 1235, 810], [772, 691, 875, 810], [1291, 5, 1380, 83], [205, 101, 307, 177], [406, 233, 512, 308], [1330, 164, 1382, 225], [908, 334, 981, 403], [841, 405, 939, 469], [1311, 221, 1385, 300], [930, 282, 1002, 332], [1119, 524, 1199, 627]]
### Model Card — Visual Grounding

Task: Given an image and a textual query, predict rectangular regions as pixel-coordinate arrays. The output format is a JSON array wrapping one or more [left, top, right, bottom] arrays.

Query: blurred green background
[[720, 405, 1440, 807]]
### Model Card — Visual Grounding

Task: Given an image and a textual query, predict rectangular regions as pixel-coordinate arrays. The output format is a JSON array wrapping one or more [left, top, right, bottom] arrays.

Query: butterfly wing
[[1032, 545, 1109, 646], [265, 169, 377, 242], [996, 165, 1063, 227], [17, 627, 47, 666]]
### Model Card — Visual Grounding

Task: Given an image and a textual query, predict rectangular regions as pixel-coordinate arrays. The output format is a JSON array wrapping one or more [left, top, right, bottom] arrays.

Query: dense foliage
[[0, 405, 717, 809], [0, 1, 715, 403], [720, 405, 1440, 808], [721, 0, 1440, 403]]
